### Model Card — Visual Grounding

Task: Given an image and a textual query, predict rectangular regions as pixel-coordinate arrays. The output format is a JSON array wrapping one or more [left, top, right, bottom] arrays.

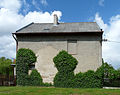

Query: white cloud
[[0, 0, 62, 59], [95, 13, 120, 69], [99, 0, 104, 6], [0, 8, 24, 36], [94, 13, 108, 32], [0, 0, 21, 12], [0, 36, 16, 58], [23, 11, 62, 24]]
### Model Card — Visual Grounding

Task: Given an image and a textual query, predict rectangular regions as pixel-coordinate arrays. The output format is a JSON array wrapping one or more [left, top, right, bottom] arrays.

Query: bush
[[17, 48, 37, 65], [43, 83, 53, 87], [53, 50, 78, 88], [96, 60, 114, 79], [54, 72, 75, 87], [16, 57, 29, 85], [95, 60, 120, 87], [74, 70, 102, 88], [29, 69, 43, 86], [96, 60, 120, 87], [16, 48, 37, 86], [104, 79, 120, 87], [17, 73, 31, 86], [53, 51, 118, 88], [53, 50, 78, 73], [96, 60, 120, 80]]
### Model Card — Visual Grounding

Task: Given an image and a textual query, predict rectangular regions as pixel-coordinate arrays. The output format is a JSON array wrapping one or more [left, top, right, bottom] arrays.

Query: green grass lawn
[[0, 87, 120, 95]]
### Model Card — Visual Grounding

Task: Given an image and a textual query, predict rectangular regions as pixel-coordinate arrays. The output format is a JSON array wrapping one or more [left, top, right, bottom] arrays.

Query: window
[[67, 40, 77, 54], [29, 64, 35, 70]]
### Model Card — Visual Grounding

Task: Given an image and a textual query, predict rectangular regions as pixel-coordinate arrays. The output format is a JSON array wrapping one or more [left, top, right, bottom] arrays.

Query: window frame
[[67, 40, 77, 55]]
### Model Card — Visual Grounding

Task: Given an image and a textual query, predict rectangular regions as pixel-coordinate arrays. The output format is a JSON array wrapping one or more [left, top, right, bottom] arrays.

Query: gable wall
[[17, 34, 102, 83]]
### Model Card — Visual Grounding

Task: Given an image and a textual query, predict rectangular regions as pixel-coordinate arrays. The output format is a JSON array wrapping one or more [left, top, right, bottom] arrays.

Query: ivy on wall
[[16, 48, 43, 86], [53, 50, 104, 88], [16, 48, 120, 87], [53, 50, 78, 87]]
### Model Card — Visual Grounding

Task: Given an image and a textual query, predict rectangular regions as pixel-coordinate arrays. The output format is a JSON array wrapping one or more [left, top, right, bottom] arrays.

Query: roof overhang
[[12, 31, 103, 36]]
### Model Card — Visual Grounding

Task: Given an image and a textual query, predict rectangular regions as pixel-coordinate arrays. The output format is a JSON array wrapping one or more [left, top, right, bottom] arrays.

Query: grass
[[0, 87, 120, 95]]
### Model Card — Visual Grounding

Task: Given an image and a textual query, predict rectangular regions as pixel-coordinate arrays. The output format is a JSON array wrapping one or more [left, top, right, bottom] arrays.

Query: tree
[[0, 57, 13, 75], [96, 59, 120, 83]]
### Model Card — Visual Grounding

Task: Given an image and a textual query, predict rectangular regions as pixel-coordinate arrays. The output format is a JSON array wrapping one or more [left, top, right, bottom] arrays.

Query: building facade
[[13, 15, 103, 83]]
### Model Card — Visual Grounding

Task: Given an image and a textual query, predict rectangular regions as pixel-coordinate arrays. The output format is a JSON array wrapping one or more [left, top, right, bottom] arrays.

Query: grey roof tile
[[16, 22, 102, 33]]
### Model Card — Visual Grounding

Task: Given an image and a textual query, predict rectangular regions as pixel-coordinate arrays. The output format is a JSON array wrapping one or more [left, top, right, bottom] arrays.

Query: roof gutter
[[12, 33, 18, 52]]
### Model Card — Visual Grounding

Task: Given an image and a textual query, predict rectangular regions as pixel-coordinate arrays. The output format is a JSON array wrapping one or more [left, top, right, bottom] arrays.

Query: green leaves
[[0, 57, 13, 75], [74, 70, 102, 88], [96, 60, 120, 87], [96, 61, 120, 80], [53, 50, 103, 88], [16, 48, 39, 86], [17, 48, 37, 65], [53, 50, 78, 87], [54, 72, 75, 87], [53, 50, 78, 73], [29, 69, 43, 86]]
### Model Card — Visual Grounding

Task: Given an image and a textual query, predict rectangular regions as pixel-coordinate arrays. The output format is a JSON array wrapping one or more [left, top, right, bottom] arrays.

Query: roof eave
[[13, 31, 103, 35]]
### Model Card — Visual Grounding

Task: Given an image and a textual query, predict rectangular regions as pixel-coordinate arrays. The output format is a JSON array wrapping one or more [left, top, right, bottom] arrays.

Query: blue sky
[[19, 0, 120, 23], [0, 0, 120, 69], [47, 0, 120, 23]]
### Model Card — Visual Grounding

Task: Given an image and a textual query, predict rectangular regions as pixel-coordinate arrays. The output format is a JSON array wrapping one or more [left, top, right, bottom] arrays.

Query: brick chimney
[[54, 14, 58, 25]]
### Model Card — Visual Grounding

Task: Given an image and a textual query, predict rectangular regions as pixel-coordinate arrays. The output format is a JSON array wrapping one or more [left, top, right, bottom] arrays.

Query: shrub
[[17, 73, 31, 86], [104, 79, 120, 87], [53, 50, 78, 73], [17, 48, 37, 65], [43, 83, 53, 87], [54, 72, 75, 87], [16, 48, 37, 86], [29, 69, 43, 86], [53, 50, 78, 88], [74, 70, 102, 88], [95, 60, 120, 87], [95, 60, 120, 80], [16, 57, 29, 85], [95, 60, 116, 86]]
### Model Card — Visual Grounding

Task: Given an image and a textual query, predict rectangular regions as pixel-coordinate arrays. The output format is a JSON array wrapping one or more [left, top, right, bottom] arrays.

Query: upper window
[[67, 40, 77, 55]]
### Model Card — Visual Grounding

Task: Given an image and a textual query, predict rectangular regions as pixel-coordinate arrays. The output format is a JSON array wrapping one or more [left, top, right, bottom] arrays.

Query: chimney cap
[[54, 14, 58, 16]]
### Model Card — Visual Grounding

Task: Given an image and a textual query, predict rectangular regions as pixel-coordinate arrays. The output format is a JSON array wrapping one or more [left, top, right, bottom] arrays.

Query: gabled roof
[[14, 22, 103, 34]]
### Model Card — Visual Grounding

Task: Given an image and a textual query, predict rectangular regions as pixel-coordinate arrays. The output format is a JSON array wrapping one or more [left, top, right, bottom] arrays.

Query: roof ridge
[[34, 22, 96, 24]]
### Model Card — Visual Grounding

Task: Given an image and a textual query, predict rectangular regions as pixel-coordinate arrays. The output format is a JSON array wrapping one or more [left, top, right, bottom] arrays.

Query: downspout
[[12, 33, 18, 53]]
